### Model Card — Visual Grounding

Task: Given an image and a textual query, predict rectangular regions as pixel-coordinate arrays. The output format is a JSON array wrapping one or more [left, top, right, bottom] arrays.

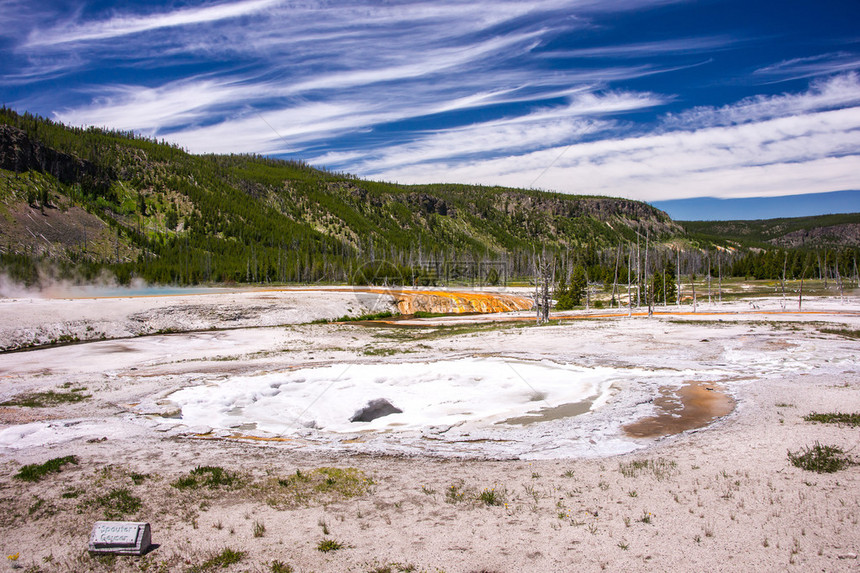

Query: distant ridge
[[680, 213, 860, 248]]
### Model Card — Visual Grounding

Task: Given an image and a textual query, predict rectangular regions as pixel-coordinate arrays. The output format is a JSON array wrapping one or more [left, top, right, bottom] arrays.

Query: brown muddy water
[[623, 381, 735, 438]]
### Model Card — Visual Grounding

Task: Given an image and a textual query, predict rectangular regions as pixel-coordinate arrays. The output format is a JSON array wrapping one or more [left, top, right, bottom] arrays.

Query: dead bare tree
[[584, 266, 590, 310], [532, 251, 539, 323], [636, 231, 642, 308], [691, 271, 697, 313], [644, 228, 652, 317], [663, 264, 667, 307], [798, 265, 807, 311], [611, 243, 621, 308], [855, 256, 859, 288], [676, 248, 681, 307], [533, 251, 554, 324], [817, 251, 825, 287], [836, 264, 845, 303], [780, 252, 788, 310], [706, 252, 712, 305], [627, 243, 633, 317], [854, 256, 859, 288], [717, 250, 722, 304]]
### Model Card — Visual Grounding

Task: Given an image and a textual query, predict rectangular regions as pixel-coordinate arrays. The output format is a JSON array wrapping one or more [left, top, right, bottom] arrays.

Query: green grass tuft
[[316, 539, 344, 553], [172, 466, 238, 490], [788, 442, 855, 473], [445, 484, 466, 504], [803, 412, 860, 427], [14, 455, 78, 482], [412, 311, 449, 318], [189, 548, 246, 572], [95, 488, 142, 519], [338, 311, 397, 322], [269, 561, 294, 573], [618, 457, 678, 480], [819, 327, 860, 340], [368, 564, 417, 573], [1, 389, 89, 408], [253, 520, 266, 538], [476, 487, 504, 506], [274, 467, 372, 505]]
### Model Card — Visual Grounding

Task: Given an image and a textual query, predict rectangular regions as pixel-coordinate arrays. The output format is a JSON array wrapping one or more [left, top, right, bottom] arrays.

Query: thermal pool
[[165, 357, 729, 458]]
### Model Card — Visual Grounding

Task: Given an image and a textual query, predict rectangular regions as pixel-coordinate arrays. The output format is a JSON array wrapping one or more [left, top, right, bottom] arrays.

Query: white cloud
[[754, 52, 860, 82], [51, 27, 667, 150], [54, 79, 258, 133], [165, 102, 393, 155], [281, 29, 546, 93], [29, 0, 684, 140], [311, 90, 666, 172], [373, 103, 860, 201], [25, 0, 282, 47], [49, 23, 551, 136], [541, 36, 736, 59], [664, 72, 860, 128]]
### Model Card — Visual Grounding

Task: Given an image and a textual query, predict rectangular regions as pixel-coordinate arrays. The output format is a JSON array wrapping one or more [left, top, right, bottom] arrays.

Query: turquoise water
[[49, 285, 240, 299]]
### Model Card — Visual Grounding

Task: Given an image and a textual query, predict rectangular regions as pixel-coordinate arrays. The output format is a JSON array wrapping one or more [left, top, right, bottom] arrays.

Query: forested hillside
[[0, 108, 681, 286], [0, 108, 857, 291]]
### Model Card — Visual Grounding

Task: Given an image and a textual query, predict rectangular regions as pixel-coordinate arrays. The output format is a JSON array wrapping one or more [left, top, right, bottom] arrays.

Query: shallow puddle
[[623, 381, 734, 438], [500, 396, 597, 426]]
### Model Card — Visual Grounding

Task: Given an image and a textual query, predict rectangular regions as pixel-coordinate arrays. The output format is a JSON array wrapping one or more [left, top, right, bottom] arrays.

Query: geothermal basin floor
[[0, 289, 858, 572]]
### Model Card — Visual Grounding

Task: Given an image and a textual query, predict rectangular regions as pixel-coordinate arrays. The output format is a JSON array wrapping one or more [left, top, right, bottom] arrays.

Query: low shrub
[[317, 539, 343, 553], [189, 548, 245, 572], [95, 488, 142, 519], [172, 466, 238, 490], [618, 457, 678, 480], [476, 487, 504, 506], [788, 442, 854, 473], [803, 412, 860, 427], [1, 389, 88, 407], [15, 456, 78, 482]]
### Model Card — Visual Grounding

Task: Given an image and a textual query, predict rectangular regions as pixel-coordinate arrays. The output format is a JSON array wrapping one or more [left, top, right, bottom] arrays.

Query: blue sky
[[652, 189, 860, 221], [2, 0, 860, 219]]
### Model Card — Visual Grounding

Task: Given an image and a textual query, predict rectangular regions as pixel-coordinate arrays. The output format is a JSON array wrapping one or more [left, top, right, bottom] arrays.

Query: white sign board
[[88, 521, 151, 555]]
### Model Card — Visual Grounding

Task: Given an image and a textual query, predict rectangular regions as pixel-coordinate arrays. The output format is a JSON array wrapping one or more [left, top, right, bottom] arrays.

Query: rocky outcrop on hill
[[0, 125, 104, 185], [773, 223, 860, 248], [493, 193, 682, 235]]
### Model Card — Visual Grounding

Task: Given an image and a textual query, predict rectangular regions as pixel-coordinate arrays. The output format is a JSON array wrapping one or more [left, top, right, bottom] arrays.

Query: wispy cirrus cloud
[[540, 35, 738, 59], [754, 52, 860, 82], [51, 27, 552, 137], [663, 72, 860, 128], [24, 0, 282, 47], [51, 1, 678, 151], [311, 90, 667, 172]]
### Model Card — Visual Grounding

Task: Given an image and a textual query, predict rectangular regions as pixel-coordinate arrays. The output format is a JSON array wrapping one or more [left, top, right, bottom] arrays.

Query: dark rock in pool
[[350, 398, 403, 423]]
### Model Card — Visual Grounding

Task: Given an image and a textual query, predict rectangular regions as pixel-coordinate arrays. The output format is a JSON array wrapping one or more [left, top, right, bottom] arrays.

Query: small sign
[[88, 521, 152, 555]]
